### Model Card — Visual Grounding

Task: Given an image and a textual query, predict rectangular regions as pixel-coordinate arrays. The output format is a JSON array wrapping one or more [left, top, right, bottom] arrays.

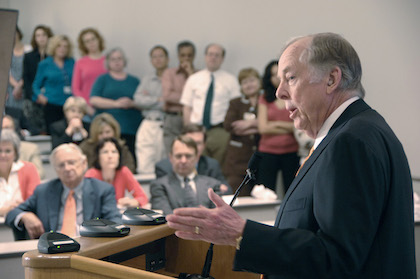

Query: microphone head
[[246, 151, 262, 182], [247, 151, 262, 172]]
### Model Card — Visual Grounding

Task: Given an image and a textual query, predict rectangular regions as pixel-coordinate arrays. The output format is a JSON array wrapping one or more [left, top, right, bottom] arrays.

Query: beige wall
[[2, 0, 420, 176]]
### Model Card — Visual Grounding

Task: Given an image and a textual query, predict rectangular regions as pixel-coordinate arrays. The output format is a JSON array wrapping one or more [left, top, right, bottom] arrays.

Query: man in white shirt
[[181, 44, 240, 166]]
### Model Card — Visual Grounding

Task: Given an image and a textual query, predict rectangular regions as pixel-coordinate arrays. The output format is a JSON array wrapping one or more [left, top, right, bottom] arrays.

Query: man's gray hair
[[282, 33, 365, 98], [50, 143, 87, 167]]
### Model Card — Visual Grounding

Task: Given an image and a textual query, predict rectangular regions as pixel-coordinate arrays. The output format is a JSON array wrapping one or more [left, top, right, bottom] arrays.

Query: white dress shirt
[[313, 97, 360, 150], [180, 69, 240, 125], [0, 161, 24, 210], [174, 172, 197, 193]]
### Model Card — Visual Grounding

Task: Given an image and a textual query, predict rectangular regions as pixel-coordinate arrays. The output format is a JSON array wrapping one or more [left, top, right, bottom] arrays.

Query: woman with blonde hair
[[0, 130, 40, 217], [79, 113, 135, 173], [72, 28, 107, 116], [50, 96, 90, 149], [223, 68, 260, 195], [32, 35, 74, 133]]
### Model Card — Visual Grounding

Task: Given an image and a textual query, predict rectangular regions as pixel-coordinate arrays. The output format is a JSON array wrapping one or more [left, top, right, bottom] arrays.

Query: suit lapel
[[82, 179, 95, 221], [47, 180, 63, 231], [169, 172, 185, 207], [275, 99, 371, 226], [197, 156, 207, 175], [194, 176, 208, 205]]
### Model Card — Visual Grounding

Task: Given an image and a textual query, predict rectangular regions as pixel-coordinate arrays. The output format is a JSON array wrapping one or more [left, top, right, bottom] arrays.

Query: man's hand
[[20, 212, 45, 239], [166, 188, 246, 246], [180, 61, 194, 76]]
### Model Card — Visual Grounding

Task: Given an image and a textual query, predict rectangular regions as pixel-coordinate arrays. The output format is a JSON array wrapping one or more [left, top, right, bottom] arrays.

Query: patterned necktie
[[61, 190, 76, 236], [296, 146, 314, 176], [202, 74, 214, 129], [183, 177, 198, 207]]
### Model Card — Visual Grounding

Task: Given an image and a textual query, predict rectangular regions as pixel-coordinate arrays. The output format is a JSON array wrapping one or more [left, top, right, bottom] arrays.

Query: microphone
[[181, 152, 262, 279]]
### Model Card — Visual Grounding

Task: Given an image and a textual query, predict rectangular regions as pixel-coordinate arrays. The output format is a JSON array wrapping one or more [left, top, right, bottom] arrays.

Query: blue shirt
[[91, 73, 142, 135], [32, 56, 74, 105]]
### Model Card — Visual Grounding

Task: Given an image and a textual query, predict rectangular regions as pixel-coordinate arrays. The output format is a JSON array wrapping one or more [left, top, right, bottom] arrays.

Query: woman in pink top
[[257, 60, 300, 194], [85, 137, 148, 208], [72, 28, 107, 116]]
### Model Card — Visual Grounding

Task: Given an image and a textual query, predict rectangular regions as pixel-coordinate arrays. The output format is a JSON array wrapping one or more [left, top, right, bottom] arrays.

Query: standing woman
[[90, 48, 142, 164], [6, 27, 25, 120], [72, 28, 107, 117], [223, 68, 260, 195], [256, 60, 300, 195], [32, 35, 75, 134], [23, 25, 54, 135], [85, 138, 148, 208]]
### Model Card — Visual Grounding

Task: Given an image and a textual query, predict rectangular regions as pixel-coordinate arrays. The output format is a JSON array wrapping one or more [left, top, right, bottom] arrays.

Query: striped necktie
[[183, 177, 198, 207]]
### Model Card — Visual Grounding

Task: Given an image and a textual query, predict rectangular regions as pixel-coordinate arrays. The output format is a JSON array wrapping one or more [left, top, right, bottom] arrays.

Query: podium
[[22, 224, 259, 279]]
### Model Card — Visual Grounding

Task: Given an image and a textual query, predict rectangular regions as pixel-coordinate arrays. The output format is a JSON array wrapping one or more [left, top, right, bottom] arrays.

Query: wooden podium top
[[23, 224, 174, 269], [22, 224, 259, 279]]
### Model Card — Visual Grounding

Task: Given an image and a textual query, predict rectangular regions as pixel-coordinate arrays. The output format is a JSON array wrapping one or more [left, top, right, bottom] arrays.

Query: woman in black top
[[22, 25, 53, 135]]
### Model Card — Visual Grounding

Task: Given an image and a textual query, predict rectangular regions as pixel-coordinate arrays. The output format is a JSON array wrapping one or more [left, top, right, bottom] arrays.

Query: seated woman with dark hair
[[84, 137, 148, 208], [0, 130, 40, 217], [79, 112, 135, 173]]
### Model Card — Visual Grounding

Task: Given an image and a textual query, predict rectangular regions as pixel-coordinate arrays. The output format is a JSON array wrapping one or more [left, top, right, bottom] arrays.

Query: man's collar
[[313, 96, 360, 149], [175, 171, 196, 182], [62, 179, 84, 198]]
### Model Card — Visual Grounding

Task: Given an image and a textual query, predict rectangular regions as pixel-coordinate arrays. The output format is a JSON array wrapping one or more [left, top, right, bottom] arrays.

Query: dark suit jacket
[[233, 99, 416, 278], [155, 156, 229, 185], [6, 178, 121, 235], [150, 172, 222, 215], [50, 119, 90, 149]]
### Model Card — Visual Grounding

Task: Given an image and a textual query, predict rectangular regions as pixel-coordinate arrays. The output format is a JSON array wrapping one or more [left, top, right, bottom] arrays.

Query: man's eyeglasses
[[55, 159, 82, 170]]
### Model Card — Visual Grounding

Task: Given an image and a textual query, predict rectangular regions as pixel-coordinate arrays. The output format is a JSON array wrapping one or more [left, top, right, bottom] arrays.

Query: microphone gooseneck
[[183, 152, 262, 279]]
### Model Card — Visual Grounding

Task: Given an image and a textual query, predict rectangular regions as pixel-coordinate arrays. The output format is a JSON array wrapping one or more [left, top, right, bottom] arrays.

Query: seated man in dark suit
[[151, 135, 231, 215], [6, 143, 121, 239], [155, 124, 229, 187]]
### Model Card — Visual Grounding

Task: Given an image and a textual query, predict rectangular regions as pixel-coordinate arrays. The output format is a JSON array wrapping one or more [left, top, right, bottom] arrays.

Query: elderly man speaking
[[166, 33, 416, 278], [6, 143, 121, 239]]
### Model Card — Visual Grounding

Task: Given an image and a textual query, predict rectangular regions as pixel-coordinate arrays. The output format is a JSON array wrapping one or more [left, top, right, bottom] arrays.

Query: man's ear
[[326, 66, 342, 94]]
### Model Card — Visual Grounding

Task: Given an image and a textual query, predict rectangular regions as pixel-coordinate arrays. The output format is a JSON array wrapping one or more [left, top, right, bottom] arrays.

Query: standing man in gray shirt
[[134, 45, 169, 174]]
